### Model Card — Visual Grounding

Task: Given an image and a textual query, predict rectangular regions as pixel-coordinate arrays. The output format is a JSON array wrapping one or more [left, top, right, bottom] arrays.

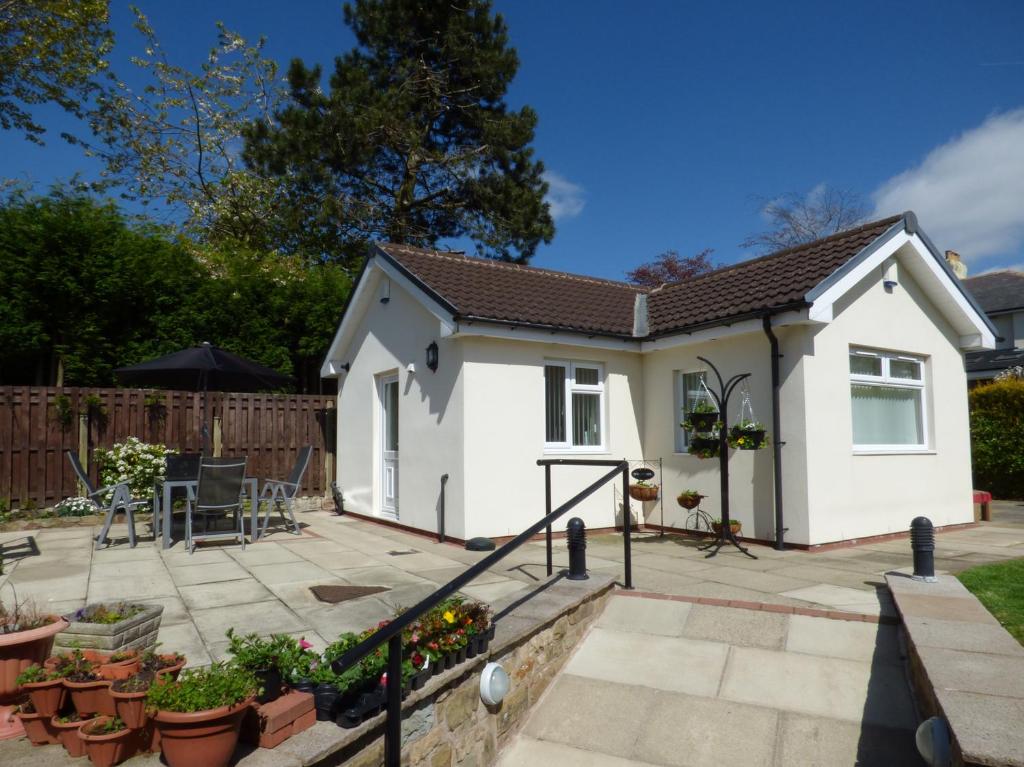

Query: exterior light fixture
[[426, 341, 439, 372], [915, 717, 951, 767], [479, 662, 510, 705]]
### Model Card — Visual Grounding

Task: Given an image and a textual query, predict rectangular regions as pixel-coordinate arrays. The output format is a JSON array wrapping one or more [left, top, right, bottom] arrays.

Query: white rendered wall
[[335, 272, 466, 537], [800, 247, 975, 544], [460, 337, 644, 540]]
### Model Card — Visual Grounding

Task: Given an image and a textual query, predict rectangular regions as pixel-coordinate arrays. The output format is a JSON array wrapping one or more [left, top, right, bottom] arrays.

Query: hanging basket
[[687, 437, 719, 459], [628, 484, 659, 502], [676, 493, 703, 510], [686, 411, 720, 432], [728, 425, 767, 450]]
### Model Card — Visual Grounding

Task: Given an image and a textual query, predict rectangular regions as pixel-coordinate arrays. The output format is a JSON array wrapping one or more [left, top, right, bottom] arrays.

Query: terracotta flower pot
[[153, 698, 254, 767], [628, 484, 659, 502], [152, 655, 186, 681], [65, 678, 115, 716], [79, 716, 135, 767], [51, 713, 99, 757], [99, 652, 141, 681], [711, 521, 742, 536], [0, 615, 68, 740], [45, 648, 109, 672], [111, 687, 149, 729], [15, 709, 58, 745], [22, 676, 67, 717]]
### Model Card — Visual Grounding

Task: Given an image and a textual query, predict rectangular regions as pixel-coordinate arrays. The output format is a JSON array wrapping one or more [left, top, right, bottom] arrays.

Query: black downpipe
[[762, 315, 786, 551]]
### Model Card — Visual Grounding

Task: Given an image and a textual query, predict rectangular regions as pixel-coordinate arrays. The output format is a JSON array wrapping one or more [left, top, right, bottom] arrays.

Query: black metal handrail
[[331, 459, 632, 766]]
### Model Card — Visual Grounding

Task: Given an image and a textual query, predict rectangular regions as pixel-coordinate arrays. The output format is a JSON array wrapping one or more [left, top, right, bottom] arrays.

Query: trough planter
[[56, 603, 163, 655], [79, 716, 135, 767], [15, 708, 58, 745], [153, 698, 253, 767], [0, 615, 68, 740]]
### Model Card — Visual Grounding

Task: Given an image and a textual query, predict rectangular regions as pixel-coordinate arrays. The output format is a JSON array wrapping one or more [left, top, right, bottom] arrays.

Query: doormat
[[309, 585, 390, 604]]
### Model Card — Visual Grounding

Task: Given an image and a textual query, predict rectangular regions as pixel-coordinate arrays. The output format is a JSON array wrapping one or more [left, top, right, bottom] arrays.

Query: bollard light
[[911, 516, 937, 582], [566, 517, 588, 581], [479, 662, 510, 706]]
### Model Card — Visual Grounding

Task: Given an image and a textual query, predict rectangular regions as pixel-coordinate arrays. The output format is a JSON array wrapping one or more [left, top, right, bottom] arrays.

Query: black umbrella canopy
[[115, 343, 292, 392]]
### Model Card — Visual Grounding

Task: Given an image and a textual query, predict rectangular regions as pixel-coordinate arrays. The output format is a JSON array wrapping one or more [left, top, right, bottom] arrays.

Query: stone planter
[[55, 603, 163, 655]]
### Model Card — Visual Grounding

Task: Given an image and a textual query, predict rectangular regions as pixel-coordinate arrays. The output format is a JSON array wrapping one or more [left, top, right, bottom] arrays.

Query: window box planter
[[79, 716, 135, 767], [51, 713, 99, 757], [628, 484, 659, 502], [15, 706, 58, 745], [0, 614, 68, 740], [56, 603, 163, 656], [153, 698, 254, 767]]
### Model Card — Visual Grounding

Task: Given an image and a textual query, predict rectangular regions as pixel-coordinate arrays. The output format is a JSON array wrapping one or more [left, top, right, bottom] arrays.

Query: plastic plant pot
[[152, 698, 253, 767], [79, 716, 135, 767]]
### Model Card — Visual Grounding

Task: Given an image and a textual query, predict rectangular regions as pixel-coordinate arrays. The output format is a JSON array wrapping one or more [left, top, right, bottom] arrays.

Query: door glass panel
[[384, 380, 398, 451]]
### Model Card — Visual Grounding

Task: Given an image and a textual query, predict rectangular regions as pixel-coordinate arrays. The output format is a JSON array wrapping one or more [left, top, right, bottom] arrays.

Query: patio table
[[153, 477, 260, 549]]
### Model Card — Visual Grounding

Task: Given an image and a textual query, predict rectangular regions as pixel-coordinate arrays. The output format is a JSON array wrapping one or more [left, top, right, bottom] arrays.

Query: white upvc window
[[674, 370, 707, 452], [544, 360, 605, 452], [849, 348, 928, 452]]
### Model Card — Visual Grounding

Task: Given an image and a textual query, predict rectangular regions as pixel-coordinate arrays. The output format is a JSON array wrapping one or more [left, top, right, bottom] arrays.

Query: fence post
[[213, 416, 222, 457], [324, 400, 335, 497], [77, 413, 89, 495]]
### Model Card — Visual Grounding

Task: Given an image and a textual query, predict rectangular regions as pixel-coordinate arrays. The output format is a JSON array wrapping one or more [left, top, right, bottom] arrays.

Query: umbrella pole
[[202, 372, 210, 455]]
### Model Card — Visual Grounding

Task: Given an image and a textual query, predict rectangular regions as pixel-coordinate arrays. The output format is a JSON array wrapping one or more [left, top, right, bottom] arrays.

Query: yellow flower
[[443, 611, 455, 624]]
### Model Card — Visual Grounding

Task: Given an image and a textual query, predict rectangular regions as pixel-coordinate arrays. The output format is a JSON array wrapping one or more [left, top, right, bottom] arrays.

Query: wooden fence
[[0, 387, 336, 508]]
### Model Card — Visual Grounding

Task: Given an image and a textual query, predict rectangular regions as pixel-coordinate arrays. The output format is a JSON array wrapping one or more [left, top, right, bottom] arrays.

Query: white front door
[[379, 375, 399, 518]]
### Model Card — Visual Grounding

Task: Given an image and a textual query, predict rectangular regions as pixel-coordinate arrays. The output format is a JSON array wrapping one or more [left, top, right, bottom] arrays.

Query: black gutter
[[762, 314, 786, 551]]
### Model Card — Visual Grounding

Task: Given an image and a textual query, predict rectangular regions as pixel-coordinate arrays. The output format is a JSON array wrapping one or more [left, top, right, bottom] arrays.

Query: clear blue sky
[[3, 0, 1023, 278]]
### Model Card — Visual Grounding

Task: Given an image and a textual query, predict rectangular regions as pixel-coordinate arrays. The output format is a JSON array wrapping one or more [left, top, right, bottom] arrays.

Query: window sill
[[852, 449, 936, 456], [542, 449, 611, 456]]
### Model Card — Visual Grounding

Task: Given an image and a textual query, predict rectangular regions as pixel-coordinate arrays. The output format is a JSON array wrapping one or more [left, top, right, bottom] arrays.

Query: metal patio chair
[[66, 450, 148, 550], [256, 446, 312, 540], [152, 452, 201, 542], [186, 456, 247, 554]]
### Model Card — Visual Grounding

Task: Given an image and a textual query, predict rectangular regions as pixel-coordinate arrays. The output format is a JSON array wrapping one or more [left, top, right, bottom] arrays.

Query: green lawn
[[957, 558, 1024, 644]]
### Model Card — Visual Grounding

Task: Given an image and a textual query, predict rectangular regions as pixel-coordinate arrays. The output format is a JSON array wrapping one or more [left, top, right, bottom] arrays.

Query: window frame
[[544, 359, 606, 453], [674, 370, 707, 453], [849, 348, 929, 453]]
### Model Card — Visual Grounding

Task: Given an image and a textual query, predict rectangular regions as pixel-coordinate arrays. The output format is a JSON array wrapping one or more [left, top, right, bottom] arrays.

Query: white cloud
[[872, 109, 1024, 264], [542, 171, 585, 220]]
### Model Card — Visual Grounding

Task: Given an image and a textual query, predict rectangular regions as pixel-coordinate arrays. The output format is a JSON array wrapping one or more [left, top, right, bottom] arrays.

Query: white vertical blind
[[851, 385, 923, 445], [572, 392, 601, 446], [544, 364, 566, 443]]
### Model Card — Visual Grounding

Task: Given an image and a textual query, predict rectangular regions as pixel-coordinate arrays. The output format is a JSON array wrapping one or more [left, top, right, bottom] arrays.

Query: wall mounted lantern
[[425, 341, 439, 372]]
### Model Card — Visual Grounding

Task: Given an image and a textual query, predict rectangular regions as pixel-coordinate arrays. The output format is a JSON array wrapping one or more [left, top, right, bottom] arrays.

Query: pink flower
[[299, 639, 313, 650], [411, 633, 420, 643]]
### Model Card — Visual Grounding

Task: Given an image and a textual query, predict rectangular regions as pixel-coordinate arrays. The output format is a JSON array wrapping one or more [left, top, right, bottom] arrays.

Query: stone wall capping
[[886, 572, 1024, 767], [239, 573, 615, 767]]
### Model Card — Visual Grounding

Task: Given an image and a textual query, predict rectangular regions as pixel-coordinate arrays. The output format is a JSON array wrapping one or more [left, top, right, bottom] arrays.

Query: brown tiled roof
[[376, 243, 643, 336], [963, 269, 1024, 315], [645, 215, 903, 335], [375, 214, 905, 339]]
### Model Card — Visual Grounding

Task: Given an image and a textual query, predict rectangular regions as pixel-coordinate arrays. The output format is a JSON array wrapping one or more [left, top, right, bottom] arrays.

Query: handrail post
[[545, 464, 553, 577], [622, 462, 633, 589], [385, 634, 402, 766]]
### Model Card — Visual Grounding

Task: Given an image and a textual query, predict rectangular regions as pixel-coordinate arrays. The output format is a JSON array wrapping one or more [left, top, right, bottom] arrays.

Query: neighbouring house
[[321, 213, 996, 548], [959, 267, 1024, 383]]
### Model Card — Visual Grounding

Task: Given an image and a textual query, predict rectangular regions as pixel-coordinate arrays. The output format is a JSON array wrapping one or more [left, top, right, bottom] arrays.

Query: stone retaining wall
[[245, 574, 614, 767]]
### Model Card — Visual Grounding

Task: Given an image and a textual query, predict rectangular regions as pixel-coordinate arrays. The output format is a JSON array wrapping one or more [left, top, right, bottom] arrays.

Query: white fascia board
[[639, 309, 809, 353], [807, 230, 911, 323], [448, 322, 639, 352], [320, 256, 458, 378]]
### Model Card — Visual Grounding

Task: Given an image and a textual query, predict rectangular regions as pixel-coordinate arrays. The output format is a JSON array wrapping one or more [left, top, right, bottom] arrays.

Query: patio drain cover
[[310, 585, 390, 604]]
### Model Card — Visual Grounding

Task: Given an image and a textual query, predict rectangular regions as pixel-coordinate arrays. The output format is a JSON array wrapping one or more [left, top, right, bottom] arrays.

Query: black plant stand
[[694, 356, 757, 560]]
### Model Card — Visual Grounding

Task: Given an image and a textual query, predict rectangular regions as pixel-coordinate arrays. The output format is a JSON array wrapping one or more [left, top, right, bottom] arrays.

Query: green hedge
[[969, 379, 1024, 499]]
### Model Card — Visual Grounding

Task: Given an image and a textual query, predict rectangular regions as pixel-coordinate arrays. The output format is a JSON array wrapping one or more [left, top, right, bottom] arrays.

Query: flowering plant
[[94, 437, 174, 500], [727, 421, 768, 450], [54, 496, 96, 517]]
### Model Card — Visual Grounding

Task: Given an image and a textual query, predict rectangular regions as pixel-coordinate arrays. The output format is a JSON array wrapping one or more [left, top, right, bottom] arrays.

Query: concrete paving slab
[[296, 598, 394, 638], [785, 614, 902, 664], [160, 547, 233, 566], [720, 645, 917, 728], [775, 712, 923, 767], [682, 603, 789, 650], [178, 579, 275, 610], [699, 565, 818, 595], [497, 736, 659, 767], [335, 565, 430, 588], [565, 627, 729, 698], [136, 595, 190, 626], [902, 615, 1024, 657], [90, 559, 168, 580], [596, 594, 692, 637], [88, 574, 178, 601], [416, 565, 508, 586], [937, 690, 1024, 767], [226, 544, 305, 565], [168, 559, 252, 586], [524, 675, 657, 759], [296, 548, 384, 570], [457, 579, 528, 604], [917, 645, 1024, 699], [156, 621, 211, 667], [780, 583, 888, 611], [247, 560, 335, 585], [191, 600, 309, 643], [634, 691, 779, 767], [770, 563, 887, 591], [891, 592, 1002, 625]]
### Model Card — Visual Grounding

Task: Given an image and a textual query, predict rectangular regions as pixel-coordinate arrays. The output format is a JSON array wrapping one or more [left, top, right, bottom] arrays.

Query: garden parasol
[[115, 342, 291, 452]]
